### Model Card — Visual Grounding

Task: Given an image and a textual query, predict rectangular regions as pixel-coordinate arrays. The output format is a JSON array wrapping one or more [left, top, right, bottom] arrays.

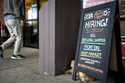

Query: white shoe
[[11, 55, 25, 60]]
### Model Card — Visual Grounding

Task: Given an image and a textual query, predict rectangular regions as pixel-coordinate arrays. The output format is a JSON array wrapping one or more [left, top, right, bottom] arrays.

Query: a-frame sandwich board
[[72, 0, 123, 83]]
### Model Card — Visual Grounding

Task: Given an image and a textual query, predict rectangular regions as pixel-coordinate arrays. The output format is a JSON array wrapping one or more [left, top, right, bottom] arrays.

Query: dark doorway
[[23, 0, 39, 48]]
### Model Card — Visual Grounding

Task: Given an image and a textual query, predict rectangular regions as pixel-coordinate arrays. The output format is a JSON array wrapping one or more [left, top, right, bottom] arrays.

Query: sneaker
[[0, 47, 3, 58], [11, 55, 25, 60]]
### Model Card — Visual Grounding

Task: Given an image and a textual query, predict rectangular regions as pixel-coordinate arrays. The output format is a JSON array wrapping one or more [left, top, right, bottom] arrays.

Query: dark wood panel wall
[[55, 0, 80, 74], [39, 0, 80, 75]]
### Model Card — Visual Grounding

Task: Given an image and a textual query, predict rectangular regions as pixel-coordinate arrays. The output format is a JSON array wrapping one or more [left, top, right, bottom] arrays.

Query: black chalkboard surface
[[73, 0, 122, 83]]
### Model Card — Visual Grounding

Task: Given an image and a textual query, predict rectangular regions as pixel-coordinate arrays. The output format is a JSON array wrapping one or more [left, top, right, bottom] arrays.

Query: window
[[23, 0, 39, 48]]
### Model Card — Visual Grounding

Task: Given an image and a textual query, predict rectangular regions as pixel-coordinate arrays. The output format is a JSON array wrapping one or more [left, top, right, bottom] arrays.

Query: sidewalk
[[0, 47, 113, 83]]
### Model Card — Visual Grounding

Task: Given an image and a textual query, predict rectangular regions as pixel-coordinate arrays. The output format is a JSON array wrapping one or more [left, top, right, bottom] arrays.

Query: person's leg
[[13, 35, 22, 56], [0, 18, 16, 58], [1, 36, 16, 50], [11, 19, 24, 59]]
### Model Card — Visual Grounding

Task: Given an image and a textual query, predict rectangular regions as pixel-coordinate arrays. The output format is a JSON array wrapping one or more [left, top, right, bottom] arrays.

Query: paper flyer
[[83, 0, 114, 8]]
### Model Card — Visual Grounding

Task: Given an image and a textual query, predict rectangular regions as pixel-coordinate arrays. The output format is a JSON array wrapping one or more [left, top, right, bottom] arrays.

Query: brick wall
[[120, 0, 125, 36], [120, 0, 125, 17]]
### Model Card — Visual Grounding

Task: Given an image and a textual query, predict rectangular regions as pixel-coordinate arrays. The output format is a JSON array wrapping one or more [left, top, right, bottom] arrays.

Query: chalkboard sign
[[74, 0, 119, 82]]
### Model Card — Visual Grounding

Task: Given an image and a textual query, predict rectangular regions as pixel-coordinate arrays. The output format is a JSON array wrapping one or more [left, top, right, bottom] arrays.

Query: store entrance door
[[23, 0, 39, 48]]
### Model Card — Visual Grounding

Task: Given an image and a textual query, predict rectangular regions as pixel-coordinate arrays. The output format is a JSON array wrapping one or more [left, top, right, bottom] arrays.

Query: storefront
[[39, 0, 125, 82], [0, 0, 125, 82]]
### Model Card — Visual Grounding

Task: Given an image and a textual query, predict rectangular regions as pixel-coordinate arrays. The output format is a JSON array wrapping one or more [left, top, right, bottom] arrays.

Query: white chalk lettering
[[84, 18, 109, 28], [83, 45, 101, 51]]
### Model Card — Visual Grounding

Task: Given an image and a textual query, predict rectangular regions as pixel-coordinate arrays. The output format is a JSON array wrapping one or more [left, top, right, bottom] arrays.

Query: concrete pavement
[[0, 47, 114, 83]]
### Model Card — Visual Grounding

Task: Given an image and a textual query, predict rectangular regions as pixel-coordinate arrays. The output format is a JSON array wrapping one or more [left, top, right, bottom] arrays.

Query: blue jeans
[[1, 15, 22, 55]]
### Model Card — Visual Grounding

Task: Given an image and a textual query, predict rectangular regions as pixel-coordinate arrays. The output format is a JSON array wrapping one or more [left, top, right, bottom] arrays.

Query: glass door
[[23, 0, 39, 48]]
